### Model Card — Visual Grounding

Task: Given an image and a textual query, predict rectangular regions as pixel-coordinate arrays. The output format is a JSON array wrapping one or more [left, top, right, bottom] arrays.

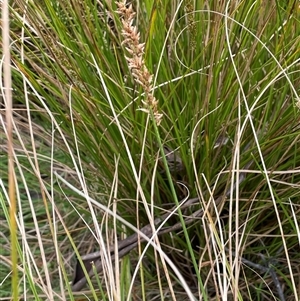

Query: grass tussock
[[1, 0, 300, 300]]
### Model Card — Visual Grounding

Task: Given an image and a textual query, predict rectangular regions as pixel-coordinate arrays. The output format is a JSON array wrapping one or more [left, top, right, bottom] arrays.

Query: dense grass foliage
[[1, 0, 300, 300]]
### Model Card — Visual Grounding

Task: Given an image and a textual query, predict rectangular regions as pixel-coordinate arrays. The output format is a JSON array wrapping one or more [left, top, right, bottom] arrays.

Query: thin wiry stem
[[2, 0, 18, 299]]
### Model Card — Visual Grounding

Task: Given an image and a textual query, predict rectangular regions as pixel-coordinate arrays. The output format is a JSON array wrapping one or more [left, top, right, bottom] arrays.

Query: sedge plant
[[1, 0, 300, 300]]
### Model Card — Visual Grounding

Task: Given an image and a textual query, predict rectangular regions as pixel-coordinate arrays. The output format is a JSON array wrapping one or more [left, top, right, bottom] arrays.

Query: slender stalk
[[2, 1, 17, 300]]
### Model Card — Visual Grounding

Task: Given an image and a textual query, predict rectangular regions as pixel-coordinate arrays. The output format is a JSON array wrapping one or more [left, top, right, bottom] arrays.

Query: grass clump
[[1, 0, 300, 300]]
